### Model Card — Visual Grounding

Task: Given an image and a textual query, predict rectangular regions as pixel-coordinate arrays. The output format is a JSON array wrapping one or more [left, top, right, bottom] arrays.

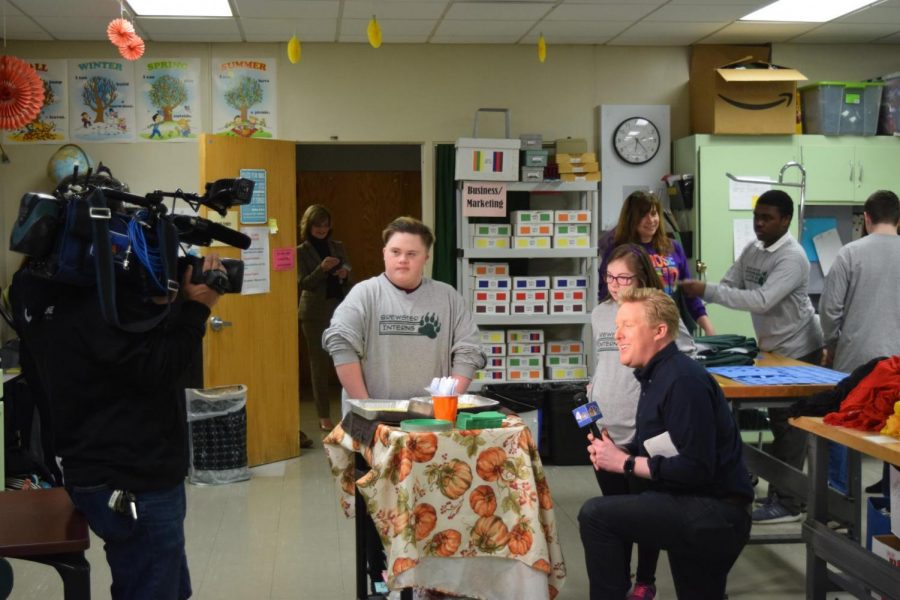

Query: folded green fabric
[[693, 334, 759, 367]]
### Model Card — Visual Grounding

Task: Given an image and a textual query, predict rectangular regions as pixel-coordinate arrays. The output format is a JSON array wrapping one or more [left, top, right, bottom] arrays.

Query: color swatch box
[[507, 367, 543, 382], [552, 275, 588, 289], [469, 223, 511, 236], [507, 329, 545, 343], [547, 366, 588, 380], [511, 302, 547, 315], [472, 236, 510, 249], [553, 236, 590, 249], [545, 354, 586, 366], [474, 290, 509, 303], [554, 223, 590, 236], [515, 223, 553, 237], [513, 236, 551, 249], [513, 276, 550, 290], [474, 303, 508, 315], [472, 262, 509, 277], [484, 356, 508, 369], [479, 329, 506, 344], [481, 343, 507, 356], [513, 290, 548, 303], [547, 340, 583, 354], [554, 210, 592, 223], [507, 356, 543, 368], [475, 369, 506, 381], [475, 277, 511, 290], [511, 210, 553, 224], [508, 342, 544, 355]]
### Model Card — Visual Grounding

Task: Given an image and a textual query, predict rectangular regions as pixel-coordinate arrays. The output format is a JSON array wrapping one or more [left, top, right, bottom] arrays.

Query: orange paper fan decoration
[[0, 56, 46, 130], [118, 36, 146, 61], [107, 18, 136, 47]]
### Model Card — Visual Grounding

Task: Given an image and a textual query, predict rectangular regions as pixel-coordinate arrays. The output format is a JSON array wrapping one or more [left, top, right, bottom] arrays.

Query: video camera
[[9, 165, 254, 329]]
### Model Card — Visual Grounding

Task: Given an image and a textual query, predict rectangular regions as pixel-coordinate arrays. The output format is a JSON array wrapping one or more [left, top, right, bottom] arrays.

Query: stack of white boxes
[[546, 339, 588, 380], [550, 274, 587, 315], [477, 329, 507, 382], [472, 262, 511, 316], [511, 276, 550, 315], [553, 209, 592, 249], [471, 223, 510, 250], [511, 210, 553, 249], [506, 329, 545, 382]]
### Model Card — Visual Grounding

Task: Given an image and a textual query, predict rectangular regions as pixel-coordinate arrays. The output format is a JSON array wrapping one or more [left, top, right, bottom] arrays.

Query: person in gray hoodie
[[681, 189, 824, 524]]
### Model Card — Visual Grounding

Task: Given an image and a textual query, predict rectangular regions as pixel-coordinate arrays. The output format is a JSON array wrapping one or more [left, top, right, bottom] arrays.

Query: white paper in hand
[[643, 431, 678, 458]]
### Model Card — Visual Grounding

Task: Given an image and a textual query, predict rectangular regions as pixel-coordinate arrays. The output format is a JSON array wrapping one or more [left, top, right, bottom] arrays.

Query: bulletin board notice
[[239, 168, 267, 224]]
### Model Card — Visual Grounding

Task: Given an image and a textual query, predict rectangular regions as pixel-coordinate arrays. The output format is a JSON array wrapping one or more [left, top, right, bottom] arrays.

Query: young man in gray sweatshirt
[[680, 189, 824, 524]]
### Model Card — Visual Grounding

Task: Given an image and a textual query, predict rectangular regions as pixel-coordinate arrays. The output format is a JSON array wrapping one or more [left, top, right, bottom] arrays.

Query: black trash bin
[[546, 381, 591, 466], [480, 383, 549, 459]]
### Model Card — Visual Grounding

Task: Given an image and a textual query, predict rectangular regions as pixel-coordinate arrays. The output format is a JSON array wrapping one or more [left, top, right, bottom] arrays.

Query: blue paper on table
[[708, 366, 849, 385], [800, 217, 837, 262]]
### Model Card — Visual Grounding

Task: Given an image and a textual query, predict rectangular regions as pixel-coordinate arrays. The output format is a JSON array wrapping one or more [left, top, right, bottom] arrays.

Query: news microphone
[[571, 391, 604, 439], [172, 215, 252, 250], [204, 219, 252, 250]]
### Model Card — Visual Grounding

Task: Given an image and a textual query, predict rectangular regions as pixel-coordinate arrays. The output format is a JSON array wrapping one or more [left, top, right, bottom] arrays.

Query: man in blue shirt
[[579, 288, 753, 600]]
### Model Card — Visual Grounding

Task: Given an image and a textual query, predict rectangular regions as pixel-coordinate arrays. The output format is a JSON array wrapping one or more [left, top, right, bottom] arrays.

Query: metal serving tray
[[347, 399, 412, 423]]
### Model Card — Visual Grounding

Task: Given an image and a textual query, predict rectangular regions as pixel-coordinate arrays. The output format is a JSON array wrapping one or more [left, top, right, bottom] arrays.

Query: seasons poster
[[3, 59, 68, 144], [135, 58, 201, 142], [211, 57, 277, 138], [68, 59, 136, 143]]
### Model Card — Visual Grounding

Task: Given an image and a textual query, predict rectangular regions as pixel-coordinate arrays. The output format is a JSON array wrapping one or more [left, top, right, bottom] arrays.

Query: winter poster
[[212, 57, 276, 139], [135, 58, 201, 142], [4, 59, 68, 144], [68, 59, 136, 143]]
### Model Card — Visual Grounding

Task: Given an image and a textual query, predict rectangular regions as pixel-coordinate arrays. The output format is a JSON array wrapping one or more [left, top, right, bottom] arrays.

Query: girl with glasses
[[587, 243, 695, 600]]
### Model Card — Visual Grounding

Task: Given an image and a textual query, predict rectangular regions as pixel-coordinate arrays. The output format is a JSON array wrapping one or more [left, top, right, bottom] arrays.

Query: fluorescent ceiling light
[[127, 0, 233, 18], [741, 0, 880, 23]]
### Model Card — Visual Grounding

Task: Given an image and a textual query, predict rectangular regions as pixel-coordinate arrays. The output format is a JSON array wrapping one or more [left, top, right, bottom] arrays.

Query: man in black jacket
[[10, 254, 225, 600], [579, 288, 753, 600]]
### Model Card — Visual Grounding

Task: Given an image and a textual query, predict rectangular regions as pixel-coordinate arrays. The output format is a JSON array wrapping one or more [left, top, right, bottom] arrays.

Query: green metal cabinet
[[799, 136, 900, 203], [674, 135, 800, 339]]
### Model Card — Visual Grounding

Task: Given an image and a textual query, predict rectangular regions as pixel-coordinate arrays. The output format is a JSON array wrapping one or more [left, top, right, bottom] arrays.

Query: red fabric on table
[[823, 356, 900, 431]]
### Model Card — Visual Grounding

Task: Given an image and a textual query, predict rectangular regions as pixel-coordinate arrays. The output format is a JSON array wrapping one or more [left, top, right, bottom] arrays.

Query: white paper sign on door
[[240, 226, 270, 295]]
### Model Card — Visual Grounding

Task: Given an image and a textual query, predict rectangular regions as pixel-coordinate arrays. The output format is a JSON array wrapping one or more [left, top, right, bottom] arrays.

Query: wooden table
[[0, 487, 91, 600], [792, 417, 900, 600], [714, 352, 854, 545]]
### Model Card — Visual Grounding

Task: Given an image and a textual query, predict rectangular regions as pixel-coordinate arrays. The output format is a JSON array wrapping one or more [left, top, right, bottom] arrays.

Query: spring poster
[[68, 59, 136, 143], [4, 59, 68, 144], [211, 57, 276, 139], [135, 58, 201, 142]]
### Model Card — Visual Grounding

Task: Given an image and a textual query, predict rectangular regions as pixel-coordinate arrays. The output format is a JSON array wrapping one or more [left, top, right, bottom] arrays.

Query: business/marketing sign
[[461, 181, 507, 217]]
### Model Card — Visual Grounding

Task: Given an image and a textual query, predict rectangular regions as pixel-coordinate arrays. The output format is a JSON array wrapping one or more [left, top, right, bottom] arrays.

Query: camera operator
[[9, 252, 227, 600]]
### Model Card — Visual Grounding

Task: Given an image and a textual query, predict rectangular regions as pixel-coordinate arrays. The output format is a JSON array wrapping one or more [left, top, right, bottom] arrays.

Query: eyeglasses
[[605, 272, 635, 286]]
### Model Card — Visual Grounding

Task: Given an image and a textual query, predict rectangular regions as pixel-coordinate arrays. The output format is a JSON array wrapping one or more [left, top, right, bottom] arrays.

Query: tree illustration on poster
[[149, 75, 186, 122], [82, 76, 117, 123], [212, 57, 276, 138], [226, 76, 262, 126]]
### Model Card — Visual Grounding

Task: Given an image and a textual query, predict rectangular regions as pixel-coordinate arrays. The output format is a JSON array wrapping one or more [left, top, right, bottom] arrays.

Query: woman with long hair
[[599, 191, 715, 336]]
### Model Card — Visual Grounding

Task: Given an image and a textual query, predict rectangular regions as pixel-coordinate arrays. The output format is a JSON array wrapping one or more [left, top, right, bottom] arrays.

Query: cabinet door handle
[[858, 162, 863, 186], [849, 161, 854, 182]]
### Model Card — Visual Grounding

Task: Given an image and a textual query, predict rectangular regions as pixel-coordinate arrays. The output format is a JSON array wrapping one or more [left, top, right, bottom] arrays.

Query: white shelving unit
[[456, 180, 600, 390]]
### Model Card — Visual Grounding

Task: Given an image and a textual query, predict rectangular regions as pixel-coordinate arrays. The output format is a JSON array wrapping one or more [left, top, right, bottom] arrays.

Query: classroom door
[[199, 134, 299, 465]]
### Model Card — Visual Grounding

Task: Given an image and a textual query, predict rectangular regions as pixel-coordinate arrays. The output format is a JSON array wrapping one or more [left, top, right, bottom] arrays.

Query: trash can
[[546, 381, 591, 466], [480, 383, 548, 458], [186, 385, 251, 485]]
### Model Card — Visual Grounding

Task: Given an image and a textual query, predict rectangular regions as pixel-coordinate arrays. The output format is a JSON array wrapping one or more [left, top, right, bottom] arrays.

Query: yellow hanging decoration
[[537, 33, 547, 63], [287, 35, 301, 64], [367, 15, 382, 49]]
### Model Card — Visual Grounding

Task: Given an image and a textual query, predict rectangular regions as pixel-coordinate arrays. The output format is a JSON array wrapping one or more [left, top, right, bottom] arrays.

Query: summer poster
[[68, 59, 136, 143], [211, 57, 276, 138], [4, 59, 68, 144], [135, 58, 201, 142]]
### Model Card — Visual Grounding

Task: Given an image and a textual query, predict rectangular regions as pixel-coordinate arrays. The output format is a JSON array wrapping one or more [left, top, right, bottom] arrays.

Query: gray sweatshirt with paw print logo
[[324, 274, 486, 401]]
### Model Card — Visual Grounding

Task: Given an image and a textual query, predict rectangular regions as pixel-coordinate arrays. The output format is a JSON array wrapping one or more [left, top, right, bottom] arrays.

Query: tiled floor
[[5, 391, 883, 599]]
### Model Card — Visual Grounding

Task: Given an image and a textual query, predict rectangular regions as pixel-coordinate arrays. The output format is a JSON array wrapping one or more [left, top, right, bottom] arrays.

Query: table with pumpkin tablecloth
[[323, 415, 566, 600]]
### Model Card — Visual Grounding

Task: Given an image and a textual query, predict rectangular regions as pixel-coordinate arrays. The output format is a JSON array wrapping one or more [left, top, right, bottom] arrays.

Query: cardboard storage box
[[522, 149, 549, 167], [475, 277, 510, 290], [552, 275, 588, 289], [545, 354, 585, 366], [871, 534, 900, 599], [554, 235, 591, 249], [519, 133, 543, 149], [515, 223, 553, 237], [482, 343, 506, 356], [555, 152, 597, 164], [484, 356, 507, 369], [507, 356, 542, 368], [555, 210, 592, 223], [508, 329, 544, 343], [473, 236, 510, 249], [474, 290, 508, 303], [694, 57, 807, 134], [513, 236, 551, 249], [521, 167, 544, 182], [507, 367, 543, 382], [469, 224, 511, 236], [560, 172, 601, 182], [509, 342, 544, 355], [513, 290, 548, 303], [511, 210, 553, 224], [511, 302, 547, 315], [690, 44, 770, 134], [554, 223, 590, 236], [479, 329, 506, 344], [555, 138, 588, 154], [551, 300, 586, 314], [475, 369, 506, 382], [472, 262, 509, 277], [548, 340, 583, 354], [455, 137, 521, 181], [547, 366, 588, 380], [513, 276, 550, 290], [557, 162, 600, 174], [474, 303, 508, 315]]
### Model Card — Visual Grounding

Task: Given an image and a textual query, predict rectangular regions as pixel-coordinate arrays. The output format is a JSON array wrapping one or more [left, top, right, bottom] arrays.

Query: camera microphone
[[204, 220, 252, 250], [171, 215, 252, 250]]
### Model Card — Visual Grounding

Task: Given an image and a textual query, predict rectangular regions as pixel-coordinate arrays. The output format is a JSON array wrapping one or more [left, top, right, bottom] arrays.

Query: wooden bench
[[0, 487, 90, 600]]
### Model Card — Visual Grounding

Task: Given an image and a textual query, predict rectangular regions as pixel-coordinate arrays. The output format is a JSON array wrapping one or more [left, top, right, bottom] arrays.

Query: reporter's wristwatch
[[623, 455, 635, 476]]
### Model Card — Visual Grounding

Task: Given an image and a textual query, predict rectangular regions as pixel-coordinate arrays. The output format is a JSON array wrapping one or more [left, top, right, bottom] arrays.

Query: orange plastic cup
[[432, 396, 459, 424]]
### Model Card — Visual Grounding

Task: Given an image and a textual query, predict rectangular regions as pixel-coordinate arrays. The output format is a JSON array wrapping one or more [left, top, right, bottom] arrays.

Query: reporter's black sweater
[[10, 270, 210, 491]]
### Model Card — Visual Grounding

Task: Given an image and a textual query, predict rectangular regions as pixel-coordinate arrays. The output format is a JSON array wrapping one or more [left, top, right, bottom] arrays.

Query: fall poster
[[68, 59, 136, 143], [135, 58, 201, 142], [4, 59, 69, 144], [211, 57, 277, 138]]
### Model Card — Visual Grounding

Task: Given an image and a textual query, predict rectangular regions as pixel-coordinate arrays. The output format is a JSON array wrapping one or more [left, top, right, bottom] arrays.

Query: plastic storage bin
[[480, 383, 548, 458], [546, 382, 591, 466], [186, 385, 251, 485], [867, 496, 892, 551], [800, 82, 883, 136]]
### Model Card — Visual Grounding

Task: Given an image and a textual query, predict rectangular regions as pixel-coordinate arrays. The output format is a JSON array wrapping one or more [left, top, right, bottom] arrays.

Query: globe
[[47, 144, 93, 185]]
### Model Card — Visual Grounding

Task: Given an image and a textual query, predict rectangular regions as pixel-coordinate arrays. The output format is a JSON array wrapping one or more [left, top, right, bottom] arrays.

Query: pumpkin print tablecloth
[[323, 416, 566, 599]]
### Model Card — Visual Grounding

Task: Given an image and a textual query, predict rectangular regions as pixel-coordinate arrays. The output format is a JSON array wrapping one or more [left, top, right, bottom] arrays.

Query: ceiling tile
[[521, 20, 632, 41], [837, 6, 900, 24], [547, 3, 659, 21], [3, 16, 53, 41], [29, 16, 120, 40], [339, 17, 436, 39], [792, 23, 900, 43], [429, 34, 525, 43], [14, 0, 118, 17], [609, 21, 726, 45], [241, 18, 338, 42], [445, 2, 554, 20], [665, 0, 769, 4], [701, 21, 819, 43], [136, 17, 243, 42], [233, 0, 339, 19], [435, 18, 535, 36], [644, 4, 763, 22], [342, 0, 449, 20]]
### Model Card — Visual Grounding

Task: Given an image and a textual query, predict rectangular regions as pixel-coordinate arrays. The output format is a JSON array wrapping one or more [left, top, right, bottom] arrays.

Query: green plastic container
[[456, 411, 506, 430], [400, 419, 453, 433]]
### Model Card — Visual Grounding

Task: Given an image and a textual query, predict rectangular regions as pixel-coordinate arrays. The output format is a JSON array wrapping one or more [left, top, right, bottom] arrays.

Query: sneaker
[[627, 582, 657, 600], [299, 430, 314, 449], [751, 499, 802, 524]]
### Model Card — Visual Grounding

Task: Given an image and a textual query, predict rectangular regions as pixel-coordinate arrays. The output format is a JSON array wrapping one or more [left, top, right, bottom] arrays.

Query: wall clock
[[613, 117, 661, 165]]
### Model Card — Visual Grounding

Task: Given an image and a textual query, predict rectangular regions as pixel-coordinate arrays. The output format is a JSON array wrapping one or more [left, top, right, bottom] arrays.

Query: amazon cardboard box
[[693, 56, 806, 134]]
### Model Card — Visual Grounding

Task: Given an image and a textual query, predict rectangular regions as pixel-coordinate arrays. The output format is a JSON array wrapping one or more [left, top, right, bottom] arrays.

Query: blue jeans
[[579, 490, 750, 600], [69, 483, 191, 600]]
